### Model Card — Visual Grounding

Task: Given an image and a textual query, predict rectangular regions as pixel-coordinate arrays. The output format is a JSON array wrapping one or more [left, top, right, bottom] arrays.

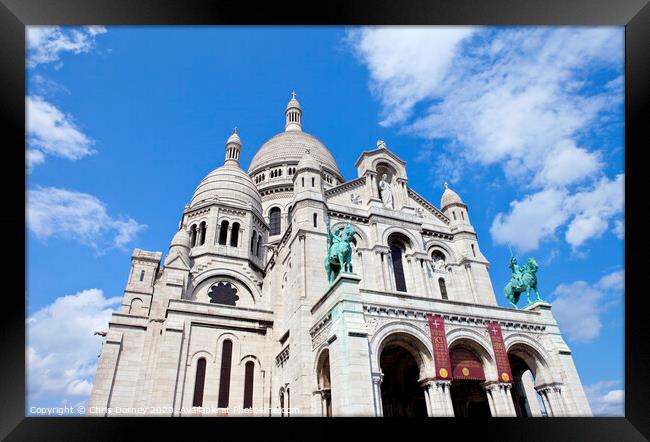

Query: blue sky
[[26, 26, 624, 416]]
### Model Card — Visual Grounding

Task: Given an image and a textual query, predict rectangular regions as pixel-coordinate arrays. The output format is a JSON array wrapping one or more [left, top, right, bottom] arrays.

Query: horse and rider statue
[[324, 217, 355, 284], [504, 251, 544, 308]]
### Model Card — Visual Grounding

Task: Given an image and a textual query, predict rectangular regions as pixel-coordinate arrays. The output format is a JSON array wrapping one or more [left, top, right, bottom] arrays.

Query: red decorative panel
[[486, 322, 513, 383], [450, 348, 486, 381], [427, 315, 453, 380]]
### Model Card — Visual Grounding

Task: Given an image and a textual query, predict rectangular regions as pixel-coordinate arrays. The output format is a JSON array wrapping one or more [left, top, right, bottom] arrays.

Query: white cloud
[[347, 26, 476, 126], [552, 270, 624, 343], [27, 26, 107, 68], [564, 174, 624, 249], [27, 186, 147, 253], [584, 380, 624, 416], [27, 289, 120, 410], [490, 187, 568, 252], [347, 27, 624, 252], [26, 95, 96, 170], [491, 174, 624, 252]]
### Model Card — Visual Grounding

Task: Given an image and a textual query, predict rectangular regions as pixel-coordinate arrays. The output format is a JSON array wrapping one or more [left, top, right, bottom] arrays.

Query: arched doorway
[[449, 346, 491, 417], [316, 349, 332, 416], [379, 343, 427, 417], [508, 350, 548, 417]]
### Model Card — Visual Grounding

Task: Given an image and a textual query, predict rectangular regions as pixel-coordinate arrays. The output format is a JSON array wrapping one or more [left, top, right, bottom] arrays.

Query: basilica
[[88, 93, 592, 417]]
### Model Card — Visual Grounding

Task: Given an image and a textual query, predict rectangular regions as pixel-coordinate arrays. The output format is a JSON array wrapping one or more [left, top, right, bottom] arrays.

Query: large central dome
[[248, 130, 342, 178], [247, 93, 343, 181]]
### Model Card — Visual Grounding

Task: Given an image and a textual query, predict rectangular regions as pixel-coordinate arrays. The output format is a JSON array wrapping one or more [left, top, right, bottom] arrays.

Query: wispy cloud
[[27, 289, 120, 411], [27, 26, 107, 68], [346, 27, 624, 252], [27, 186, 147, 254], [552, 270, 624, 343], [584, 380, 624, 416], [26, 95, 96, 171]]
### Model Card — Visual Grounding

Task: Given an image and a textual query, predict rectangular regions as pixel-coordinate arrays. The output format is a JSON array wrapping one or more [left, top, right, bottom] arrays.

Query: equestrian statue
[[504, 249, 543, 308], [324, 217, 356, 284]]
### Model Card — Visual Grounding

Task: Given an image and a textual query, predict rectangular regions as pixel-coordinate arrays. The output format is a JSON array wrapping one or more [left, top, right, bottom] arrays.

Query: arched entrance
[[379, 343, 427, 416], [449, 346, 491, 417], [508, 350, 548, 417], [316, 349, 332, 416]]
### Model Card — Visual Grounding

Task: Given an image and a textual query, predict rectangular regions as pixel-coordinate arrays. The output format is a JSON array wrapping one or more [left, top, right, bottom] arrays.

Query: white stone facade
[[88, 94, 592, 417]]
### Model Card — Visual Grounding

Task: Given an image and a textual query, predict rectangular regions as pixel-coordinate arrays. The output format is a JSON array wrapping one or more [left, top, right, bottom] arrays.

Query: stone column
[[502, 383, 518, 416], [538, 385, 567, 416], [521, 372, 542, 416], [374, 251, 387, 291], [382, 252, 393, 292], [424, 380, 454, 416], [536, 387, 554, 416], [372, 372, 384, 416], [419, 260, 431, 297], [225, 225, 232, 247], [464, 262, 478, 303], [484, 383, 497, 416], [484, 382, 516, 416]]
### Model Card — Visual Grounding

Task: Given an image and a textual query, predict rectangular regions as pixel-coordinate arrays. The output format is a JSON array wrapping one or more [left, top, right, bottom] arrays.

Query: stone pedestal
[[312, 273, 375, 416]]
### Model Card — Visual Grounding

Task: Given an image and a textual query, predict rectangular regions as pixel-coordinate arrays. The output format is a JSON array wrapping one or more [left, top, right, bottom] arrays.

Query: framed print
[[2, 0, 647, 439]]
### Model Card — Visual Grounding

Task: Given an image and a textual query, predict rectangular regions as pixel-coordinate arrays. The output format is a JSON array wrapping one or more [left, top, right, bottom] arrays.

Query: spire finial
[[291, 90, 297, 99], [377, 139, 386, 149], [234, 126, 238, 134], [444, 182, 449, 189]]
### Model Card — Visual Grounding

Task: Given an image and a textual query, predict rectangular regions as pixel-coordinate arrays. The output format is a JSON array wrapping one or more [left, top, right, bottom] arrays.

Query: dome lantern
[[224, 127, 242, 167], [285, 91, 302, 132]]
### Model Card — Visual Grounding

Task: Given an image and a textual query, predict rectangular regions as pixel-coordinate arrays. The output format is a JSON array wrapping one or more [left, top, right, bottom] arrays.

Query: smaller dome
[[296, 148, 321, 172], [441, 182, 464, 209], [170, 228, 191, 249], [190, 165, 263, 215]]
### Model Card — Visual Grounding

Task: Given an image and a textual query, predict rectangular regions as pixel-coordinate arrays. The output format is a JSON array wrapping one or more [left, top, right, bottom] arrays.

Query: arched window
[[218, 340, 233, 408], [218, 220, 229, 245], [251, 231, 257, 252], [439, 278, 448, 300], [313, 213, 317, 228], [269, 207, 281, 236], [243, 361, 255, 409], [190, 225, 197, 247], [139, 270, 145, 282], [230, 223, 240, 247], [192, 358, 206, 407], [256, 236, 262, 257], [199, 221, 206, 246], [453, 211, 457, 220], [301, 177, 305, 187], [312, 177, 315, 187], [389, 242, 407, 292], [461, 211, 465, 220], [471, 244, 476, 257], [287, 206, 293, 226]]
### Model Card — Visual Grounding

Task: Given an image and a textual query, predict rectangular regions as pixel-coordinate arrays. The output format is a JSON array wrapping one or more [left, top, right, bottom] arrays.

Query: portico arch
[[373, 330, 433, 417], [447, 336, 496, 417]]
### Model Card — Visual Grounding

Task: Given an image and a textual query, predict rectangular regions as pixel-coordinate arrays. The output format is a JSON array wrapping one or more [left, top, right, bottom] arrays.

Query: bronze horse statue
[[324, 218, 355, 284], [504, 256, 542, 308]]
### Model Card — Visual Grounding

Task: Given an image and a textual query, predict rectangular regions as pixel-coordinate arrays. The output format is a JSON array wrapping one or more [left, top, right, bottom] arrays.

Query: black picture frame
[[2, 0, 647, 439]]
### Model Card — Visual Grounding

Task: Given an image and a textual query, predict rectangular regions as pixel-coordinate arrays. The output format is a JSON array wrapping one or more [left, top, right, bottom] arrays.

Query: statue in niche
[[208, 282, 240, 306], [431, 251, 446, 271], [379, 174, 394, 209]]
